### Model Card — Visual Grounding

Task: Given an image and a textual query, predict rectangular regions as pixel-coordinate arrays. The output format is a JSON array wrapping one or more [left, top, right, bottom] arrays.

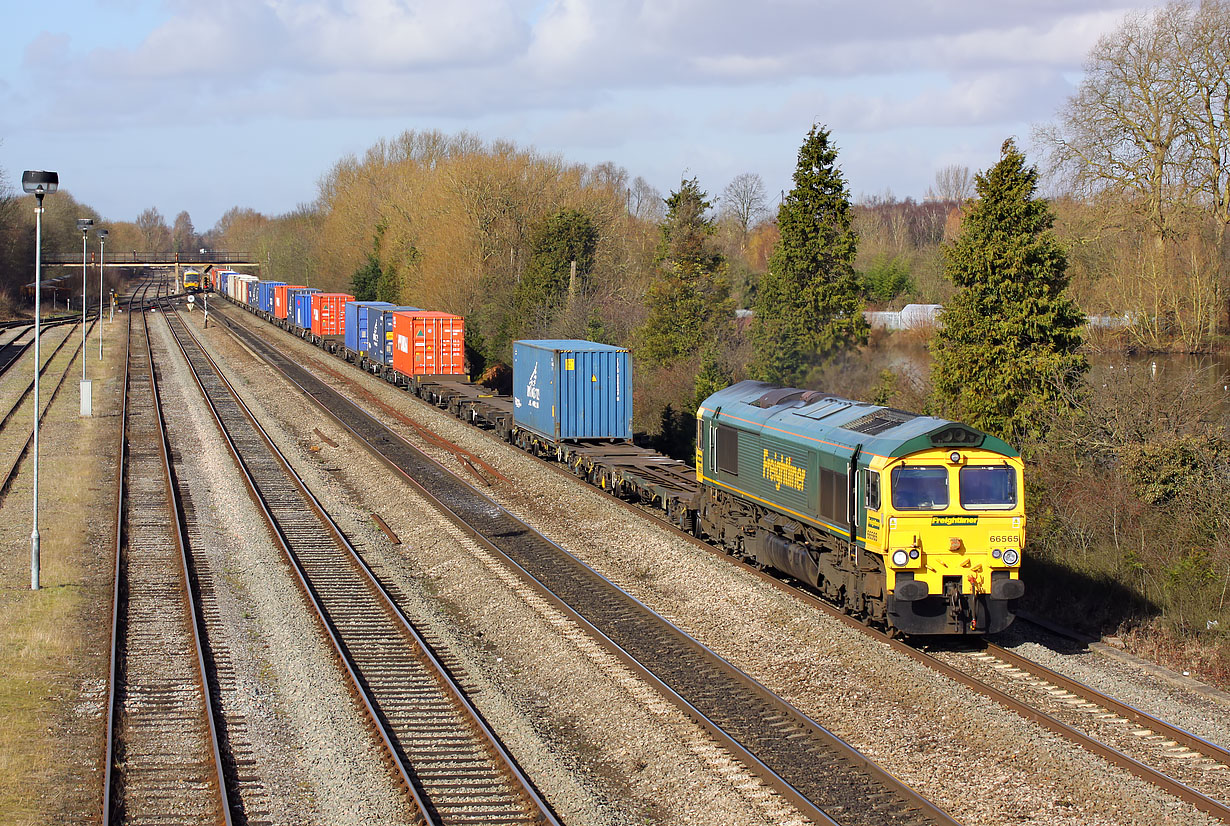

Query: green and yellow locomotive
[[695, 380, 1024, 634]]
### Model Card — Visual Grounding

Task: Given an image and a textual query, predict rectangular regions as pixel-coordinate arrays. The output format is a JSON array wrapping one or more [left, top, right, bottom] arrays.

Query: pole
[[81, 230, 87, 381], [98, 237, 104, 360], [31, 194, 43, 591]]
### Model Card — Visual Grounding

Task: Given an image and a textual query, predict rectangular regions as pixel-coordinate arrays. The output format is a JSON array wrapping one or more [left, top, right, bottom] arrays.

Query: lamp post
[[77, 219, 92, 380], [23, 170, 58, 591], [97, 229, 107, 360], [77, 219, 94, 418]]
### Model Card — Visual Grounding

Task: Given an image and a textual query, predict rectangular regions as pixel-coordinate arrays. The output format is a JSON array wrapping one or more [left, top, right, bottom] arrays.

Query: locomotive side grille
[[843, 409, 915, 435]]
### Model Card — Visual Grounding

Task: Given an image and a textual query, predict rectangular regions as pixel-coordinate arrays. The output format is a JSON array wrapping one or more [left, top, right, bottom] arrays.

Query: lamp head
[[22, 170, 58, 196], [77, 218, 94, 233], [97, 229, 109, 240]]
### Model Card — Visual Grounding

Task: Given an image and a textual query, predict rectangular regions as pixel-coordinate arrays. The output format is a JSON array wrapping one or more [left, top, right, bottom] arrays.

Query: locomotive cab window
[[863, 469, 881, 511], [959, 465, 1017, 510], [891, 466, 948, 510]]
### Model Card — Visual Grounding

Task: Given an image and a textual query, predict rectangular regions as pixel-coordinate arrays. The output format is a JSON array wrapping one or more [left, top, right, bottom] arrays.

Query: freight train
[[210, 277, 1024, 635]]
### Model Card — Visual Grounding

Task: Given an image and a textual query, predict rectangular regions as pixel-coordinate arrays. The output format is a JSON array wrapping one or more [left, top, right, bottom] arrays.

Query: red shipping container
[[274, 284, 305, 320], [390, 310, 466, 378], [311, 293, 354, 337]]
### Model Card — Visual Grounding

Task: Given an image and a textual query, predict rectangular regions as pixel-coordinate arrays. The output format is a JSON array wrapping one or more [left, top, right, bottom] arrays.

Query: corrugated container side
[[311, 293, 354, 337], [344, 301, 395, 354], [258, 281, 286, 314], [390, 310, 466, 377], [287, 288, 310, 328], [512, 340, 631, 441], [231, 274, 256, 304], [373, 307, 421, 366], [292, 290, 320, 329], [273, 284, 305, 320]]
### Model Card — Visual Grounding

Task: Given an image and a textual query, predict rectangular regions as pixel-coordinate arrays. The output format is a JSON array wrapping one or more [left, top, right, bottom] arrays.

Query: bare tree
[[925, 164, 973, 203], [171, 210, 197, 253], [721, 172, 768, 234], [135, 207, 171, 252], [1174, 0, 1230, 230], [1034, 4, 1192, 243], [629, 176, 664, 222], [1034, 1, 1230, 342], [0, 163, 23, 292]]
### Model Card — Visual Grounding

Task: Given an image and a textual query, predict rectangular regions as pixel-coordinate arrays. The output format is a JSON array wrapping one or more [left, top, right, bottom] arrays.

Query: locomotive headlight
[[992, 549, 1002, 559], [909, 549, 920, 560], [892, 550, 909, 567], [949, 451, 961, 464], [1003, 549, 1020, 566]]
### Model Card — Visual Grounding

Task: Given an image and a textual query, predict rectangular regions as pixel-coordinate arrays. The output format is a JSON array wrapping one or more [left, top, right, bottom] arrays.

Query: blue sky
[[0, 1, 1160, 230]]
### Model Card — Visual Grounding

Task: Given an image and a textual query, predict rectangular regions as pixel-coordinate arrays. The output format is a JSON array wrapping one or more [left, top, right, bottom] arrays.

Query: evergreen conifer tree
[[349, 252, 381, 301], [638, 178, 733, 366], [514, 209, 598, 329], [752, 125, 866, 386], [931, 139, 1087, 443]]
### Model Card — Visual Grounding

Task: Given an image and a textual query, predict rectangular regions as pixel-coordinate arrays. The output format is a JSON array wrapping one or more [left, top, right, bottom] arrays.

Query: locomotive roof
[[699, 380, 1018, 459], [517, 338, 629, 352]]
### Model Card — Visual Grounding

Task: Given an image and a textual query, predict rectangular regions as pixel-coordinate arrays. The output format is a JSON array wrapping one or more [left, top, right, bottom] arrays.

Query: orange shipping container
[[311, 293, 354, 337], [274, 284, 305, 320], [390, 310, 466, 378]]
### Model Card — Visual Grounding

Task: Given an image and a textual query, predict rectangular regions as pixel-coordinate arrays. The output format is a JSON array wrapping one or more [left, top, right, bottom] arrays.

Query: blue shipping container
[[257, 281, 286, 315], [344, 301, 395, 354], [217, 271, 228, 294], [286, 288, 312, 327], [372, 307, 421, 366], [292, 289, 320, 330], [512, 340, 631, 441]]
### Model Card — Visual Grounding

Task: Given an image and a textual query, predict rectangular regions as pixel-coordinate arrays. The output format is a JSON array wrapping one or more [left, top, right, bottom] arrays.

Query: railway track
[[103, 276, 232, 826], [611, 490, 1230, 825], [933, 641, 1230, 817], [0, 320, 90, 503], [0, 315, 83, 380], [205, 300, 961, 826], [0, 323, 36, 378], [581, 440, 1230, 824], [160, 302, 558, 826]]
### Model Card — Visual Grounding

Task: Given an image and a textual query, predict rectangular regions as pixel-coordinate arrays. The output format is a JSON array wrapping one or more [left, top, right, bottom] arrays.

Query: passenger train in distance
[[213, 277, 1025, 635]]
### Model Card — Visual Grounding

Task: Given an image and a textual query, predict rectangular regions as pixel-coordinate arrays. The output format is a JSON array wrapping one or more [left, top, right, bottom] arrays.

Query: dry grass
[[1118, 622, 1230, 693], [0, 325, 123, 824], [0, 586, 80, 822]]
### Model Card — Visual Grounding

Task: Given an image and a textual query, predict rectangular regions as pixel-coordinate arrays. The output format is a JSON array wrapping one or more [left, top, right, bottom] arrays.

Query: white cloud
[[0, 0, 1165, 222], [11, 0, 1152, 130]]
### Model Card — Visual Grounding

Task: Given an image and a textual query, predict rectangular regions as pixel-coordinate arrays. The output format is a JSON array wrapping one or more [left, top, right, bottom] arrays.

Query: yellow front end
[[865, 447, 1025, 633]]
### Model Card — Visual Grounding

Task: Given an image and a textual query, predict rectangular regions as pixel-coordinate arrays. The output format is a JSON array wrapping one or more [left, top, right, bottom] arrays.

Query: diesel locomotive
[[694, 381, 1025, 634]]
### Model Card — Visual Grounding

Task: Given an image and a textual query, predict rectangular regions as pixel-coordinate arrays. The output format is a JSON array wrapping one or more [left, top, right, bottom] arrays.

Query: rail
[[102, 275, 232, 825], [163, 302, 558, 826]]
